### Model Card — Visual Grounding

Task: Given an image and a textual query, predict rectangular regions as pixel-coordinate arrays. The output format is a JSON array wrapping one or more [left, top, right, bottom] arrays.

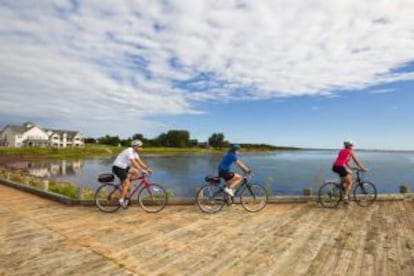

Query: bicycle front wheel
[[318, 182, 342, 208], [138, 183, 167, 213], [240, 184, 268, 212], [94, 183, 122, 213], [196, 184, 225, 214], [353, 181, 377, 207]]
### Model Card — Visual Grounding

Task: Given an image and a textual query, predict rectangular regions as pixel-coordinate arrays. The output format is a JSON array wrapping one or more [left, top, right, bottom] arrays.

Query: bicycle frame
[[212, 175, 251, 204], [119, 174, 152, 200], [338, 168, 364, 188]]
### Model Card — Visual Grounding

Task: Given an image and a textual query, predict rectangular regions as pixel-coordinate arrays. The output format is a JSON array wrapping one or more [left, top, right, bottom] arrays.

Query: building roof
[[44, 129, 80, 138], [1, 123, 81, 138], [4, 124, 31, 134]]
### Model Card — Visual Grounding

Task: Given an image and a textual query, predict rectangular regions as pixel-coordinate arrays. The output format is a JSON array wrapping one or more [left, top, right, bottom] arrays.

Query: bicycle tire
[[196, 184, 226, 214], [318, 182, 342, 208], [138, 183, 168, 213], [353, 181, 377, 207], [94, 183, 122, 213], [240, 183, 268, 212]]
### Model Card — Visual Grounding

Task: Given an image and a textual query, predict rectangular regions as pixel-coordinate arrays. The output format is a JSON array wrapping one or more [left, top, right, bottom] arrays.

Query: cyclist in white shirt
[[112, 139, 151, 208]]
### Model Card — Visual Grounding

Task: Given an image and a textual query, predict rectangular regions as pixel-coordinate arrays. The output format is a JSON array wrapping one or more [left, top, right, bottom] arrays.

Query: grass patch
[[48, 181, 78, 198]]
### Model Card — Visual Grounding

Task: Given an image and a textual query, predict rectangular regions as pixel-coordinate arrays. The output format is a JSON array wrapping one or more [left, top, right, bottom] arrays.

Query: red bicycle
[[94, 172, 167, 213]]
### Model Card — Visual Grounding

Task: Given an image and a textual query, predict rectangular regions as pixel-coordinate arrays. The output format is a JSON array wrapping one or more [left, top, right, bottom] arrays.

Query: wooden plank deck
[[0, 184, 413, 276]]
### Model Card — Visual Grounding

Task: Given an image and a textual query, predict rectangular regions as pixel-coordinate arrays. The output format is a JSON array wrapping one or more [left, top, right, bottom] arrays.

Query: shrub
[[80, 188, 95, 200], [400, 184, 409, 194], [304, 187, 312, 196]]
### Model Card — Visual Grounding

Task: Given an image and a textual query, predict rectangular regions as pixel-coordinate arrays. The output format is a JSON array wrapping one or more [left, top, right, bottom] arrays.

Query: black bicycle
[[318, 168, 377, 208], [196, 173, 268, 213]]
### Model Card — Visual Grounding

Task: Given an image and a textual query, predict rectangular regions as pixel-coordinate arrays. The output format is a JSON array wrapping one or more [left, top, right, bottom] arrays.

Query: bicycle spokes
[[240, 184, 268, 212], [94, 184, 122, 213], [138, 183, 167, 213], [353, 181, 377, 207], [196, 184, 226, 213], [319, 182, 342, 208]]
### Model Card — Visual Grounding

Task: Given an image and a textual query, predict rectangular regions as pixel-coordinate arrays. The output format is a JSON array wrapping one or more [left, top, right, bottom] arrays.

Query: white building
[[0, 122, 84, 148]]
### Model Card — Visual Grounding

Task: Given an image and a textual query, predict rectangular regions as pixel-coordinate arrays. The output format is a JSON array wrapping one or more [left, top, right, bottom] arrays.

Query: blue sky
[[1, 0, 414, 150]]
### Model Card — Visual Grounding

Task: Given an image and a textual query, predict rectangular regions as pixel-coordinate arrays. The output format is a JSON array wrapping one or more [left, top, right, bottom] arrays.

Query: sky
[[0, 0, 414, 150]]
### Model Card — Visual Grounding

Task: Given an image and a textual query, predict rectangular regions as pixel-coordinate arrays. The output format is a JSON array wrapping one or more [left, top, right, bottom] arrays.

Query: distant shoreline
[[304, 148, 414, 153], [0, 144, 301, 163]]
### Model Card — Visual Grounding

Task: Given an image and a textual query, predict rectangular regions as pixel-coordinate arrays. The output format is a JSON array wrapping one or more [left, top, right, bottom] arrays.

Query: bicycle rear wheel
[[94, 183, 122, 213], [196, 184, 225, 214], [240, 183, 268, 212], [318, 182, 342, 208], [353, 181, 377, 207], [138, 183, 167, 213]]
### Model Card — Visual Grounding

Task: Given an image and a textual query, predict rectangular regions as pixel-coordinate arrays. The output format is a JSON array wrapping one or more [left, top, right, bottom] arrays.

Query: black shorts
[[218, 170, 235, 181], [332, 166, 349, 177], [112, 166, 130, 181]]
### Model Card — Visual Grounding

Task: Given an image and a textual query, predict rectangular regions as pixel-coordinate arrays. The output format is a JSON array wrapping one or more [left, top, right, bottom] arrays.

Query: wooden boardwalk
[[1, 185, 413, 276]]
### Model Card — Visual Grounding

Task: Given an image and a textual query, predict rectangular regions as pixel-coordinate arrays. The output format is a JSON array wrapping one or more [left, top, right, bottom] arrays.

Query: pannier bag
[[205, 175, 221, 184], [98, 173, 115, 183]]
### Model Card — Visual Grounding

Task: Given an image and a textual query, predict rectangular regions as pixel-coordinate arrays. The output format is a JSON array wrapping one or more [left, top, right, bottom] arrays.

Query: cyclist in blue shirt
[[218, 144, 251, 197]]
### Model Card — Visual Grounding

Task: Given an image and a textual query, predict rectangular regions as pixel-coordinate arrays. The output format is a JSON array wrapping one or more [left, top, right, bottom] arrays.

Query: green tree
[[208, 133, 225, 148], [84, 137, 96, 144], [152, 133, 167, 147], [165, 130, 190, 147], [98, 135, 121, 146]]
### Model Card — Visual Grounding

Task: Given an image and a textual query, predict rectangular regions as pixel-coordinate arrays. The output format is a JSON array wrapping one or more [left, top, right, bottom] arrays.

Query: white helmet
[[131, 139, 143, 147], [344, 139, 354, 147]]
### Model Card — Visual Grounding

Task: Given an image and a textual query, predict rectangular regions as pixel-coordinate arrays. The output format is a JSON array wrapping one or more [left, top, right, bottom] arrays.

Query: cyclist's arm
[[350, 151, 367, 171], [135, 158, 151, 173], [235, 160, 250, 174]]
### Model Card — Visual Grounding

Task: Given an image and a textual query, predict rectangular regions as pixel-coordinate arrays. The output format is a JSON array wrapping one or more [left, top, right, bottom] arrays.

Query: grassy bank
[[0, 144, 120, 159], [0, 144, 299, 160], [0, 145, 222, 159]]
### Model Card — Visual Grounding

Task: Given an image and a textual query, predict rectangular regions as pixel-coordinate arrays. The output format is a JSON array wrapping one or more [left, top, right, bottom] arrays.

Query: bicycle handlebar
[[349, 167, 367, 173], [243, 172, 254, 180]]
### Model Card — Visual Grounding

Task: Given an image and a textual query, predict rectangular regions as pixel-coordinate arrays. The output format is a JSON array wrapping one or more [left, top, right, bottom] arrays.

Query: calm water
[[7, 150, 414, 197]]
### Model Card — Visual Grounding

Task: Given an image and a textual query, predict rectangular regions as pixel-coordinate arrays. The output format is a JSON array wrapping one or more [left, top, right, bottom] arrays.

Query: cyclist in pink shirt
[[332, 140, 367, 206]]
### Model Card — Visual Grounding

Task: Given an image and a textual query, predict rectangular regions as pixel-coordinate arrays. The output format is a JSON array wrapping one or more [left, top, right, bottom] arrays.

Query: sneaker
[[119, 199, 128, 209], [343, 199, 350, 207], [224, 187, 234, 197]]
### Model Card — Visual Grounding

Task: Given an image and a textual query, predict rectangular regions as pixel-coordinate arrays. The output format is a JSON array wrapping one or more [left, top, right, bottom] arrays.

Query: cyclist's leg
[[219, 170, 237, 196], [343, 174, 352, 199], [128, 167, 140, 181], [112, 166, 129, 201], [333, 165, 351, 202], [227, 173, 242, 190]]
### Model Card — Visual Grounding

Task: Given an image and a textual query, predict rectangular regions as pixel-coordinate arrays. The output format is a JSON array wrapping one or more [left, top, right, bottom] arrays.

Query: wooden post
[[43, 180, 49, 191], [77, 187, 84, 200]]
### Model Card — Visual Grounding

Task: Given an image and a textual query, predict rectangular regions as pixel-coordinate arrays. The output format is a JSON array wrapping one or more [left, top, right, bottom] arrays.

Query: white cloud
[[369, 88, 395, 94], [0, 0, 414, 135]]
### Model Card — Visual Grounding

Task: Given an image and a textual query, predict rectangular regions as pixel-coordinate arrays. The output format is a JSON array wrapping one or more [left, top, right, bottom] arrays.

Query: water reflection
[[9, 160, 84, 178]]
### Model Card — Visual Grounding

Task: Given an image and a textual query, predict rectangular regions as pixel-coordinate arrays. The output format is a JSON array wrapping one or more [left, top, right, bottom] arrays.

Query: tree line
[[84, 130, 297, 150], [84, 130, 230, 148]]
